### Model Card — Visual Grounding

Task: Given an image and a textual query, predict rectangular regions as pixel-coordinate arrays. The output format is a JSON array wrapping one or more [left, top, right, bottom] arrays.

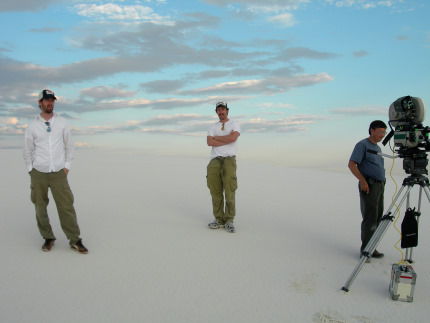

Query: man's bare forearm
[[207, 136, 227, 147], [214, 131, 240, 143]]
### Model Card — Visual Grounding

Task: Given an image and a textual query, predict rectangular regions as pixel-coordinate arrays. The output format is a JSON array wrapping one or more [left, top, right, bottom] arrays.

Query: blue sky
[[1, 0, 429, 170]]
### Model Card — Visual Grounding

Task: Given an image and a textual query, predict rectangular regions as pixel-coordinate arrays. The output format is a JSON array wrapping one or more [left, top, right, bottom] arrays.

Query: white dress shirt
[[23, 113, 74, 173]]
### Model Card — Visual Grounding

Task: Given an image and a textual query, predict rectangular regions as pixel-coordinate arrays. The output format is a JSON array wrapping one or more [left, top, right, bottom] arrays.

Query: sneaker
[[42, 239, 55, 252], [208, 220, 224, 229], [71, 240, 88, 254], [372, 250, 384, 258], [225, 221, 235, 233]]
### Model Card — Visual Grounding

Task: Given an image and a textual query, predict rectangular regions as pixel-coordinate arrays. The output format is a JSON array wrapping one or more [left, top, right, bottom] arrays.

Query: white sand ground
[[0, 149, 429, 323]]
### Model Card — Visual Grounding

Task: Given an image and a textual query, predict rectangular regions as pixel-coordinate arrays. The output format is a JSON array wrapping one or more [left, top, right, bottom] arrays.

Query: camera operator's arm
[[348, 160, 369, 194]]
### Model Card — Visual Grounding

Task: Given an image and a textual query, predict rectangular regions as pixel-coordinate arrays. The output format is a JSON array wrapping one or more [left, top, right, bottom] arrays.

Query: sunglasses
[[221, 123, 224, 131], [45, 122, 51, 132]]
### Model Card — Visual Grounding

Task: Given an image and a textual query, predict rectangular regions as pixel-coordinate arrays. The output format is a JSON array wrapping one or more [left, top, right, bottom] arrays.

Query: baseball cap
[[215, 101, 228, 109], [38, 89, 57, 101]]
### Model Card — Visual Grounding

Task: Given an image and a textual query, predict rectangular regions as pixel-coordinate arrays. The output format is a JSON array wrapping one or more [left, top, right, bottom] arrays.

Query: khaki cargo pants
[[206, 156, 238, 224]]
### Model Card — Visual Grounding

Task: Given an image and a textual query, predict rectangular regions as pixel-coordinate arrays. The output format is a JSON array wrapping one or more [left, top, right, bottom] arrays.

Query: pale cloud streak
[[241, 114, 326, 133], [330, 106, 386, 116], [181, 73, 333, 95], [79, 86, 136, 101], [268, 12, 296, 27], [70, 112, 326, 136], [72, 3, 172, 24]]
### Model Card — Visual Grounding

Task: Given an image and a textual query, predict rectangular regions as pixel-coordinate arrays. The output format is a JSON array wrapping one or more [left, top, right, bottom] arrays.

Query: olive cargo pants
[[30, 169, 81, 245], [206, 156, 238, 223]]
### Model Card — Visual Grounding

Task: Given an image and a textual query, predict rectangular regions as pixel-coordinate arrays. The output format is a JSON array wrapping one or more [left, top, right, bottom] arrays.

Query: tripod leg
[[406, 187, 422, 263], [406, 184, 430, 263], [405, 190, 412, 262], [341, 185, 413, 292]]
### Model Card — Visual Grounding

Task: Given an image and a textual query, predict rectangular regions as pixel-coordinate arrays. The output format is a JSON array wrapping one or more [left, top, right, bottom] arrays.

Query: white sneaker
[[208, 220, 224, 229], [225, 221, 235, 233]]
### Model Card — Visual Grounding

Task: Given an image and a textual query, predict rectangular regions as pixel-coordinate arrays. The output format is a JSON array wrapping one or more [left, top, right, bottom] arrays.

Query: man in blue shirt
[[348, 120, 387, 258]]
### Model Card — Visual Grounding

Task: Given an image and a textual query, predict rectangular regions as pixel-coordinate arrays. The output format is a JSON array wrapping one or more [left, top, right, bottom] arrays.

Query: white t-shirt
[[207, 120, 240, 159]]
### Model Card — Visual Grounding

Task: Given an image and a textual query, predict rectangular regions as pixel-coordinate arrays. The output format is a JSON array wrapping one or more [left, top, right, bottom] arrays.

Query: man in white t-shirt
[[206, 101, 240, 233]]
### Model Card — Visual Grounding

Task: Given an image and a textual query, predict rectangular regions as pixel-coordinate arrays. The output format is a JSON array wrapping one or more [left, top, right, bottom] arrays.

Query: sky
[[1, 0, 429, 171]]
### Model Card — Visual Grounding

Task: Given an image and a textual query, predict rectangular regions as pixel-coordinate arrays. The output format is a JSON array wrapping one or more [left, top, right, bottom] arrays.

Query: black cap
[[38, 89, 57, 101]]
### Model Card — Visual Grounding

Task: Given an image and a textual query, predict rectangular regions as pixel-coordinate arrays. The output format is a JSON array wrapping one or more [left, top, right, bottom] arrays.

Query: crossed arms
[[207, 131, 240, 147]]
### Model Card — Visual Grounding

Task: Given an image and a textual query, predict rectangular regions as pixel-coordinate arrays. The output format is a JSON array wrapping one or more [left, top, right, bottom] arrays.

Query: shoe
[[225, 221, 235, 233], [359, 250, 371, 263], [372, 250, 384, 258], [208, 220, 224, 229], [42, 239, 55, 252], [71, 240, 88, 254]]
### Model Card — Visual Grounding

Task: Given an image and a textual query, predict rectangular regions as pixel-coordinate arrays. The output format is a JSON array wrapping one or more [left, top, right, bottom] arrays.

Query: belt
[[367, 177, 385, 184], [215, 155, 235, 160]]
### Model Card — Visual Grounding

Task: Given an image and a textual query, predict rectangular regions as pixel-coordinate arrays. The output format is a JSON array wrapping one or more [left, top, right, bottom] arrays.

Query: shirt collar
[[37, 112, 56, 123]]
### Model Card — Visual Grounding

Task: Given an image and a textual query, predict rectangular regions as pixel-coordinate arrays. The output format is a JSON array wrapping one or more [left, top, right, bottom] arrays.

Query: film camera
[[383, 96, 430, 175]]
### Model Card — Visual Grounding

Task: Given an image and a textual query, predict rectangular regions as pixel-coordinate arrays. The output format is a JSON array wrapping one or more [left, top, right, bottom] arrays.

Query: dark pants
[[30, 169, 81, 245], [206, 157, 238, 224], [359, 181, 384, 251]]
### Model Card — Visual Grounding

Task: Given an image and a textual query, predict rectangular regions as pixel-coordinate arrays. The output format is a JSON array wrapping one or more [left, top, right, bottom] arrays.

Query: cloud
[[3, 117, 19, 125], [396, 35, 409, 41], [276, 47, 339, 61], [72, 113, 213, 136], [140, 80, 185, 94], [0, 117, 27, 135], [64, 97, 228, 113], [0, 0, 60, 12], [181, 73, 333, 95], [330, 106, 386, 116], [352, 50, 369, 57], [330, 0, 402, 9], [0, 2, 336, 124], [70, 111, 327, 137], [72, 3, 172, 24], [79, 86, 136, 101], [242, 114, 326, 133], [74, 142, 95, 149], [203, 0, 305, 10], [28, 27, 62, 33], [268, 12, 296, 27]]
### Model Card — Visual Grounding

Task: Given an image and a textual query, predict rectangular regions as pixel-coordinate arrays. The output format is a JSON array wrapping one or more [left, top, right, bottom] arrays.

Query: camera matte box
[[389, 264, 416, 302]]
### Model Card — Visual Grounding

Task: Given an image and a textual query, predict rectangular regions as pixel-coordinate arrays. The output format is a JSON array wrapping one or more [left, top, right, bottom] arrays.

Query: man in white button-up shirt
[[23, 89, 88, 254]]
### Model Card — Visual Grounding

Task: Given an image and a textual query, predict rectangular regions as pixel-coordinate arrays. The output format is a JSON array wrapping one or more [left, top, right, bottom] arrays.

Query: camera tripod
[[341, 173, 430, 292]]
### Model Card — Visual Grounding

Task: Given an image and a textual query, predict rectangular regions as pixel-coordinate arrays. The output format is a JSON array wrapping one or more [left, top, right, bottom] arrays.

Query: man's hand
[[359, 179, 369, 194], [63, 168, 69, 175], [348, 160, 369, 194]]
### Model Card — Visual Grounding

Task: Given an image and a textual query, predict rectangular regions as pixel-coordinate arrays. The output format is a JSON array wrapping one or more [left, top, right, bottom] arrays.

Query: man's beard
[[218, 113, 227, 121], [42, 104, 53, 114]]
